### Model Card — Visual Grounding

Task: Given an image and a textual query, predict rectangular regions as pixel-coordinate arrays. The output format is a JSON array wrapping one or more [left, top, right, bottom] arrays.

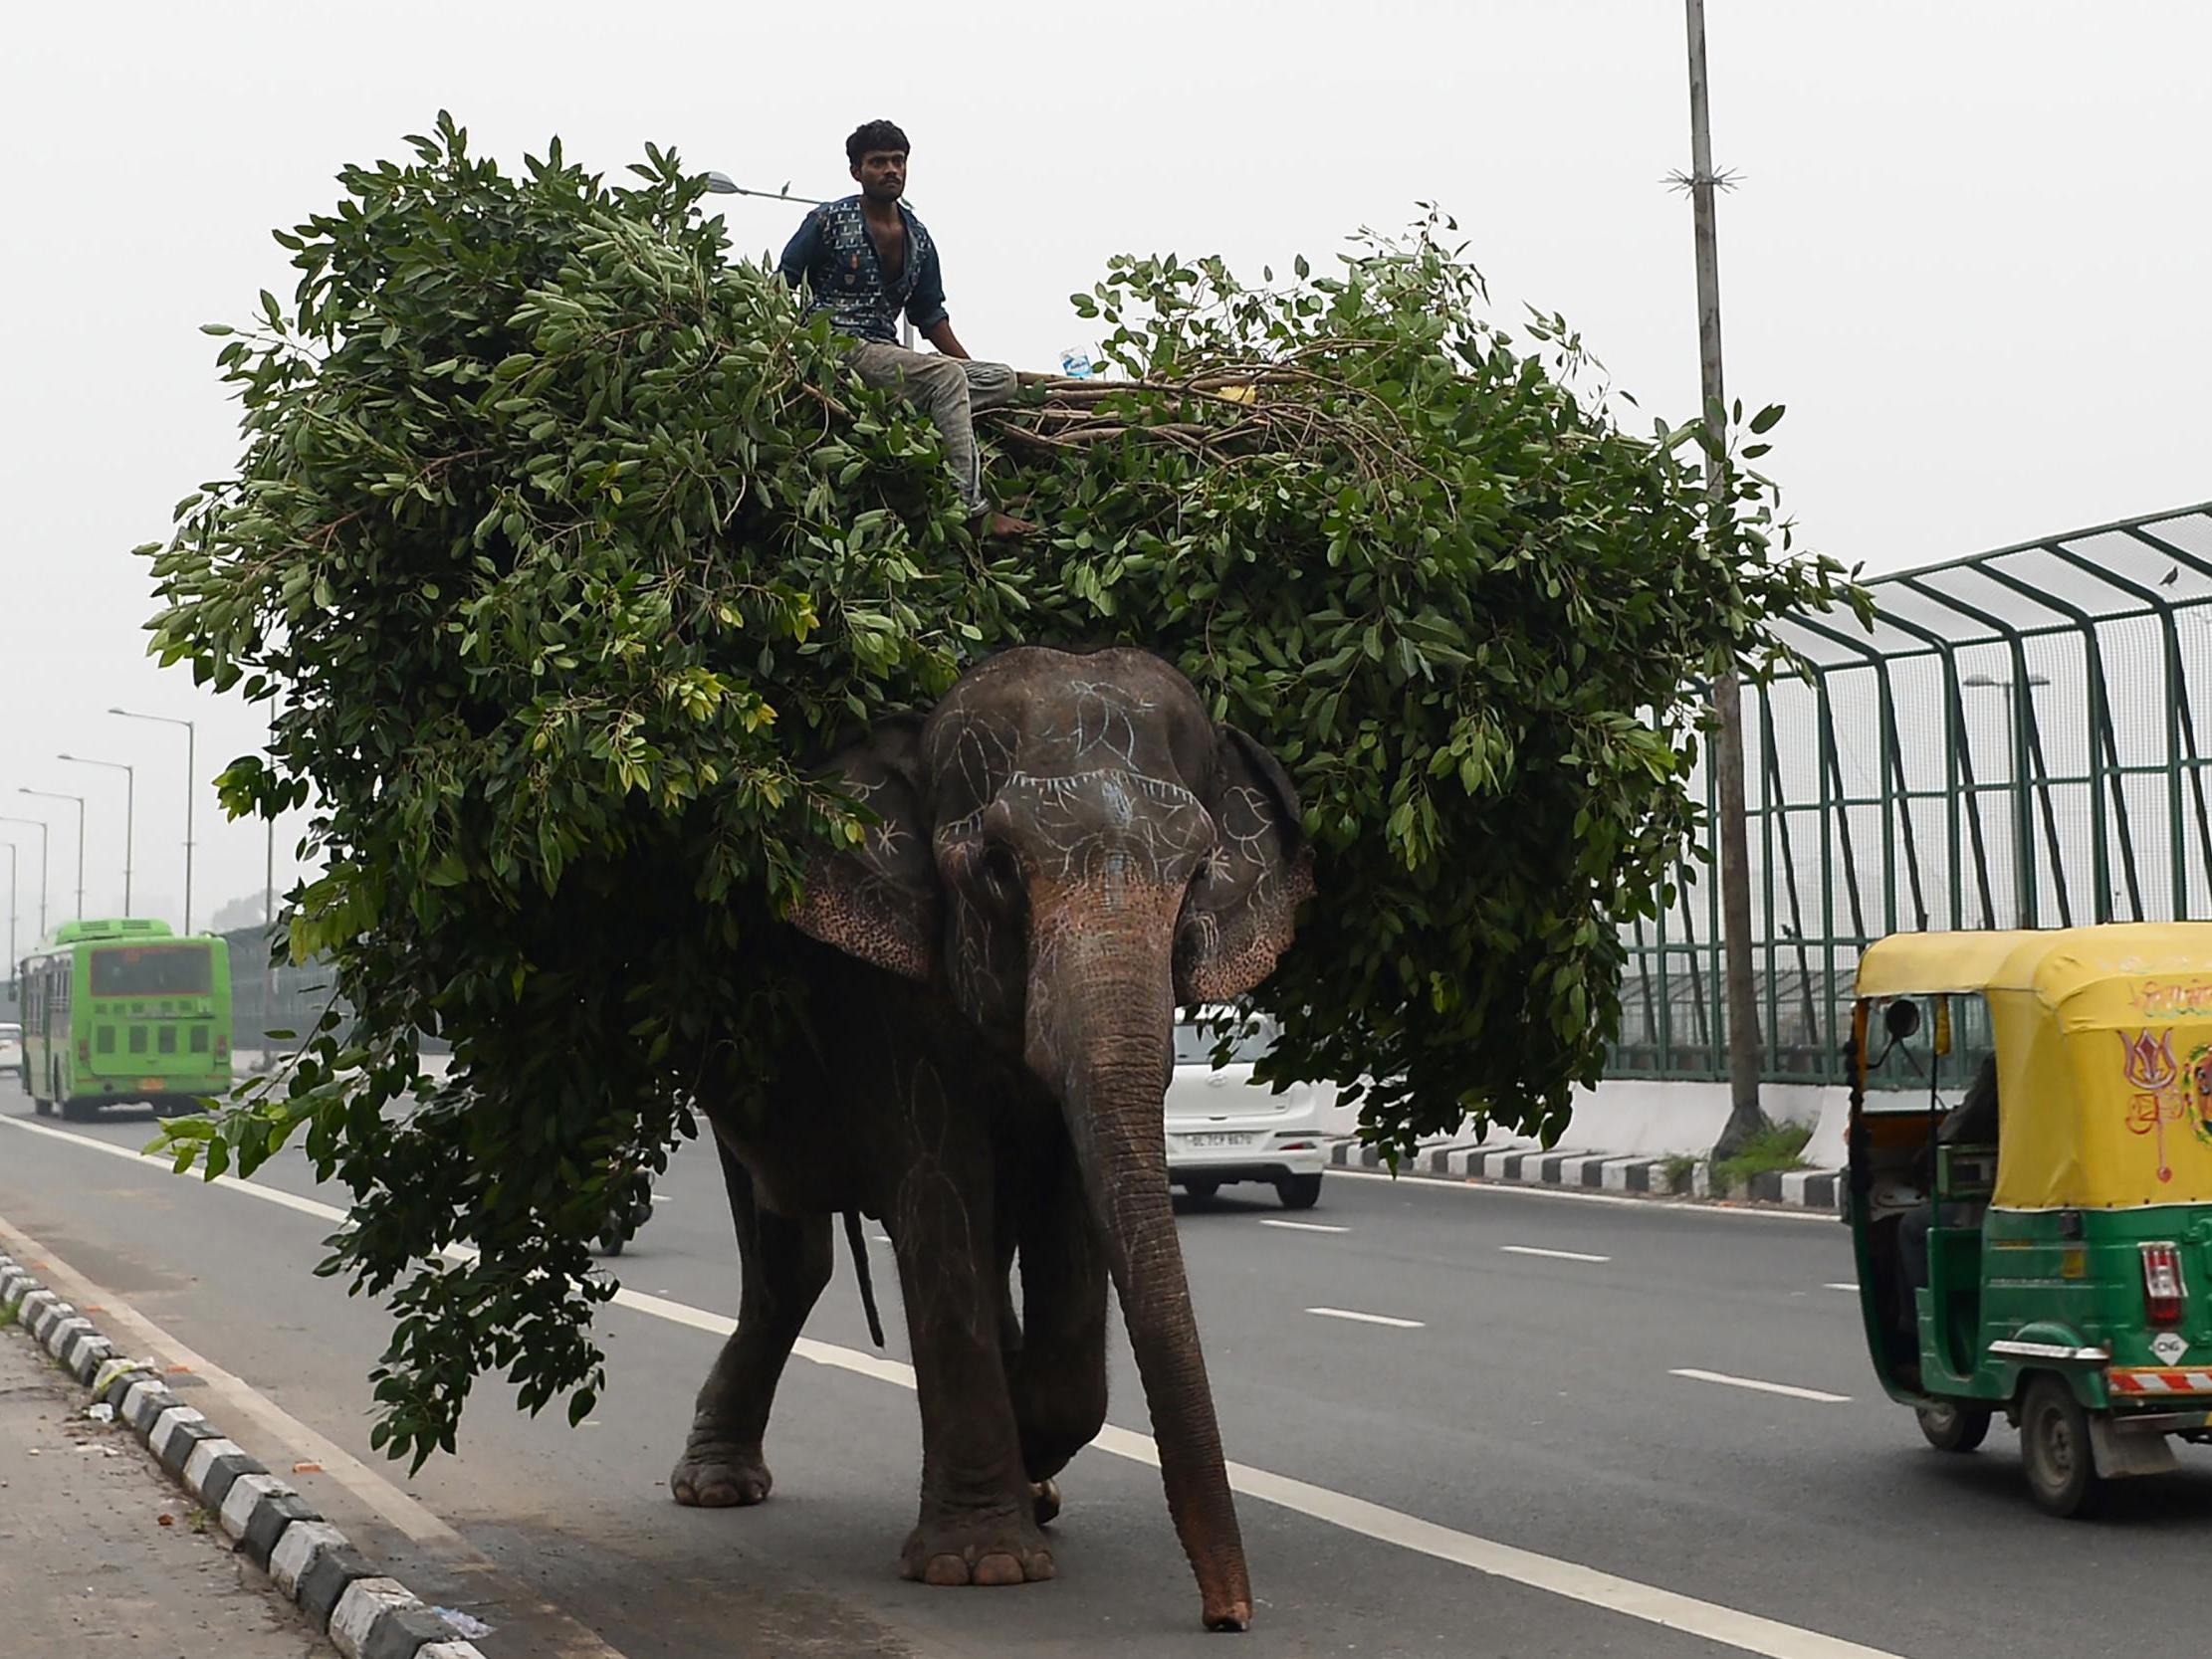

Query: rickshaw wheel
[[2019, 1375, 2107, 1518], [1915, 1401, 1992, 1453]]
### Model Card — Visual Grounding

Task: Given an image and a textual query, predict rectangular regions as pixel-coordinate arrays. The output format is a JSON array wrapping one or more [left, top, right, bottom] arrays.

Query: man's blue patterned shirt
[[776, 195, 949, 344]]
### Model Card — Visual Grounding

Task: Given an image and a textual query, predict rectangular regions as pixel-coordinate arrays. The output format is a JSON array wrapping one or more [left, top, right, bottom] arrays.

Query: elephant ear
[[1175, 724, 1315, 1002], [788, 714, 939, 982]]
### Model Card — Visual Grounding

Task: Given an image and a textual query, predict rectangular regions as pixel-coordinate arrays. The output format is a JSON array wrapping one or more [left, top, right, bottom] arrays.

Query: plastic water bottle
[[1058, 347, 1095, 379]]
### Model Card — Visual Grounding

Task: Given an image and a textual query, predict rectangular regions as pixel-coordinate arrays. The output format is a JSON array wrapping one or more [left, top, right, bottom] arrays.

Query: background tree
[[146, 114, 1868, 1467]]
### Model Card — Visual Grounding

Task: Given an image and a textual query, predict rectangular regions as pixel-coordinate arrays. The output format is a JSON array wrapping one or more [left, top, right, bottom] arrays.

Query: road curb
[[1325, 1137, 1844, 1212], [0, 1246, 487, 1659]]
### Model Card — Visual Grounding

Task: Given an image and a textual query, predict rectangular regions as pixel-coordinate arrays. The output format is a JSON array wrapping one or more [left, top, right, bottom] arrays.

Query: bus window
[[91, 945, 213, 998]]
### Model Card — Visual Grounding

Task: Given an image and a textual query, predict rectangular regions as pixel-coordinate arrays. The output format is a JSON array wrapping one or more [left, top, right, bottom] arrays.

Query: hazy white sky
[[2, 0, 2206, 949]]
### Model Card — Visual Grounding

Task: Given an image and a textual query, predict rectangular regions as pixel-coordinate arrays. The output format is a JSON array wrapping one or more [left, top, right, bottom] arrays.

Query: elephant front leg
[[1007, 1151, 1110, 1502], [892, 1171, 1056, 1587], [671, 1144, 832, 1508]]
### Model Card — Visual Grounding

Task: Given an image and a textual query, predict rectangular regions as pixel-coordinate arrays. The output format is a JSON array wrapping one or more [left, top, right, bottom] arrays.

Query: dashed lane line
[[1305, 1306, 1426, 1330], [1670, 1367, 1853, 1404], [1257, 1218, 1348, 1234], [3, 1111, 1912, 1659], [1500, 1244, 1612, 1263]]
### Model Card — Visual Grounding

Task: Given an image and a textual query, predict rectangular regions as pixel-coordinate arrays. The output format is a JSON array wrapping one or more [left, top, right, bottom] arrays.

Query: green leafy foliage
[[144, 114, 1868, 1467]]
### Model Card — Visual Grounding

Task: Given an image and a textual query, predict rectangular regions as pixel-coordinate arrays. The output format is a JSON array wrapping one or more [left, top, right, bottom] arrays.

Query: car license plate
[[1185, 1132, 1255, 1148], [139, 1077, 165, 1091]]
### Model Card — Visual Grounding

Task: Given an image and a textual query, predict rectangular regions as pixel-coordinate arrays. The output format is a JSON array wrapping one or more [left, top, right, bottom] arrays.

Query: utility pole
[[57, 755, 135, 914], [21, 790, 87, 922], [1683, 0, 1765, 1155], [0, 817, 48, 942], [111, 709, 196, 933]]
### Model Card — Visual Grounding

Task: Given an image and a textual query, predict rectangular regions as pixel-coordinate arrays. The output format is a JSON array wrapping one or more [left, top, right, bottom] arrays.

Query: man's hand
[[923, 318, 970, 359]]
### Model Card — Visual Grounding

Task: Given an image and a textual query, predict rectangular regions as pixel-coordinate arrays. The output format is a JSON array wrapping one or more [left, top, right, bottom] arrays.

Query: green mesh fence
[[1614, 501, 2212, 1083]]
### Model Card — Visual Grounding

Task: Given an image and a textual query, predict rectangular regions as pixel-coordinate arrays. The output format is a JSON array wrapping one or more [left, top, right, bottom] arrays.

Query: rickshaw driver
[[1897, 1052, 2000, 1312]]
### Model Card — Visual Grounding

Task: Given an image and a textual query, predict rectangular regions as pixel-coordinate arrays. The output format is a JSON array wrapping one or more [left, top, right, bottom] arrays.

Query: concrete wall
[[1319, 1076, 1852, 1167]]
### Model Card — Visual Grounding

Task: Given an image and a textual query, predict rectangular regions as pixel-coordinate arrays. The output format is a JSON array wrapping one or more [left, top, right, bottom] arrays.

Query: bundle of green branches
[[145, 113, 1867, 1466]]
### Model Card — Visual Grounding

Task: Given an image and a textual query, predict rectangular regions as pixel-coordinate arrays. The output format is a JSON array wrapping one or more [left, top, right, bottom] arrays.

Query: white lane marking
[[1330, 1163, 1836, 1222], [1258, 1218, 1348, 1234], [1500, 1245, 1611, 1263], [1825, 1283, 1859, 1293], [3, 1113, 1911, 1659], [1670, 1367, 1852, 1404], [1305, 1306, 1425, 1330]]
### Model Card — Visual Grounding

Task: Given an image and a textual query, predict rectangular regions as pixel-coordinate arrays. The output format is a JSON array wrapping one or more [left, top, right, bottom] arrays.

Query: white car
[[1165, 1007, 1333, 1209], [0, 1021, 20, 1077]]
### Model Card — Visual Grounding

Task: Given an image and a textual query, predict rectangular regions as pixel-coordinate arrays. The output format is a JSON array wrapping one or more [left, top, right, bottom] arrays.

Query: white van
[[1165, 1007, 1333, 1209]]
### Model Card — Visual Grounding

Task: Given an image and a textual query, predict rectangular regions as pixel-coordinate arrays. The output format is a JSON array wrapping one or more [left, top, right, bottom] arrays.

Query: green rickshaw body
[[1846, 925, 2212, 1506]]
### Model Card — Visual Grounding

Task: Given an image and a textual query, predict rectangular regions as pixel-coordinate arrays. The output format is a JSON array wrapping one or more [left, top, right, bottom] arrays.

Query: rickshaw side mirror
[[1882, 998, 1921, 1042]]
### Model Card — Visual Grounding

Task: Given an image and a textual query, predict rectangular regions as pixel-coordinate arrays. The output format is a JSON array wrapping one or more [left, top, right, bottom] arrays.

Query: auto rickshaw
[[1846, 924, 2212, 1515]]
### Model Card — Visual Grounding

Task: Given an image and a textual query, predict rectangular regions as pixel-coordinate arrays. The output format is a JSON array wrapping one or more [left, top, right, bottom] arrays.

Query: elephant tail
[[842, 1209, 886, 1348]]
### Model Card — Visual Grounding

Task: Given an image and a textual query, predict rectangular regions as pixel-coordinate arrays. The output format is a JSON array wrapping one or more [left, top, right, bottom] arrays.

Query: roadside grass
[[1659, 1152, 1699, 1194], [1710, 1120, 1814, 1193], [0, 1302, 15, 1329]]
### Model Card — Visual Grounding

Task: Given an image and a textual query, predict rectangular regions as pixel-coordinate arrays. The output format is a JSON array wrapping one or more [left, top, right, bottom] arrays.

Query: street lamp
[[0, 816, 48, 942], [2, 839, 17, 997], [109, 709, 196, 934], [19, 788, 87, 921], [56, 754, 135, 915], [1963, 671, 2053, 928]]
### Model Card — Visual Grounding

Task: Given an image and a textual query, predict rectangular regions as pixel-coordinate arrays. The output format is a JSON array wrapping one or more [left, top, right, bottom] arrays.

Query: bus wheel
[[33, 1094, 54, 1118], [1916, 1400, 1992, 1453], [2020, 1374, 2107, 1518]]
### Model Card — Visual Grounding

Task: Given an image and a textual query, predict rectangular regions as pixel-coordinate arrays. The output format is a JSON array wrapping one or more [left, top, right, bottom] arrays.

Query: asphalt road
[[6, 1077, 2210, 1659]]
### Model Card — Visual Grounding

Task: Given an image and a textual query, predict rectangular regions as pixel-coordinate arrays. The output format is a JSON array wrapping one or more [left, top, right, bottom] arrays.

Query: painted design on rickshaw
[[2120, 1027, 2186, 1182], [2192, 1043, 2212, 1151], [2130, 978, 2212, 1020]]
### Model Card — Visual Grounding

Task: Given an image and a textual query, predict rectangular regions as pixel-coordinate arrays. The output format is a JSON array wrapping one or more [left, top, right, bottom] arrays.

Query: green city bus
[[17, 919, 232, 1119]]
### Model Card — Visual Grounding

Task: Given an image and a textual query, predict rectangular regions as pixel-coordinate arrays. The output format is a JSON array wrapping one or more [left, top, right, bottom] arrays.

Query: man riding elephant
[[778, 119, 1036, 538]]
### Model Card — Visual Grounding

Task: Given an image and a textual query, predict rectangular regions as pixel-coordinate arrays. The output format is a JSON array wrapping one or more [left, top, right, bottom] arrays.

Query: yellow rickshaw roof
[[1855, 924, 2212, 1008]]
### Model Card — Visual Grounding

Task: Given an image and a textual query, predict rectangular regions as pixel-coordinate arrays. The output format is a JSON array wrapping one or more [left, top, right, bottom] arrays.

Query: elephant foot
[[669, 1436, 774, 1508], [899, 1503, 1056, 1587], [1031, 1478, 1061, 1527]]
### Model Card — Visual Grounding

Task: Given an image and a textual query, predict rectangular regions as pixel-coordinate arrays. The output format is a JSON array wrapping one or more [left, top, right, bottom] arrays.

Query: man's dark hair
[[846, 120, 910, 167]]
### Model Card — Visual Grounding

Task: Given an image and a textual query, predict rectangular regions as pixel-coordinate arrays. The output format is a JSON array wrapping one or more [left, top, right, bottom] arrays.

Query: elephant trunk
[[1027, 896, 1252, 1632]]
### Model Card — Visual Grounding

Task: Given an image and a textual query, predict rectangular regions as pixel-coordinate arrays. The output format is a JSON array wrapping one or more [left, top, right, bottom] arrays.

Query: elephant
[[668, 644, 1314, 1632]]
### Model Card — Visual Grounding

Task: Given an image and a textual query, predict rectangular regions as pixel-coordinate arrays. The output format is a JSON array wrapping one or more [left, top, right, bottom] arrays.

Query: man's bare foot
[[980, 511, 1036, 538]]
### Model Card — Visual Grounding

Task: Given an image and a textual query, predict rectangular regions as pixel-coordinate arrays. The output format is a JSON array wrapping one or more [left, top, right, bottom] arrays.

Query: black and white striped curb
[[1326, 1137, 1844, 1211], [0, 1248, 487, 1659]]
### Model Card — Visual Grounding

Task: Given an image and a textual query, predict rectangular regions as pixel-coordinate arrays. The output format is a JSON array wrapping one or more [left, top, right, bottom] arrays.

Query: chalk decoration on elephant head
[[683, 646, 1312, 1632]]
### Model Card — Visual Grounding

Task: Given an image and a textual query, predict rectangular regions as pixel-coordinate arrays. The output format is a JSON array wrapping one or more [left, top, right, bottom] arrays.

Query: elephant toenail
[[924, 1554, 972, 1586], [974, 1553, 1025, 1586]]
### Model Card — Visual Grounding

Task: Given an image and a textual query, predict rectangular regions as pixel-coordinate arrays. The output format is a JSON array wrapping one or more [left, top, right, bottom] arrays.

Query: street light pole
[[1682, 0, 1764, 1154], [3, 840, 16, 997], [0, 816, 48, 942], [19, 789, 87, 921], [56, 755, 135, 915], [110, 709, 196, 934]]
